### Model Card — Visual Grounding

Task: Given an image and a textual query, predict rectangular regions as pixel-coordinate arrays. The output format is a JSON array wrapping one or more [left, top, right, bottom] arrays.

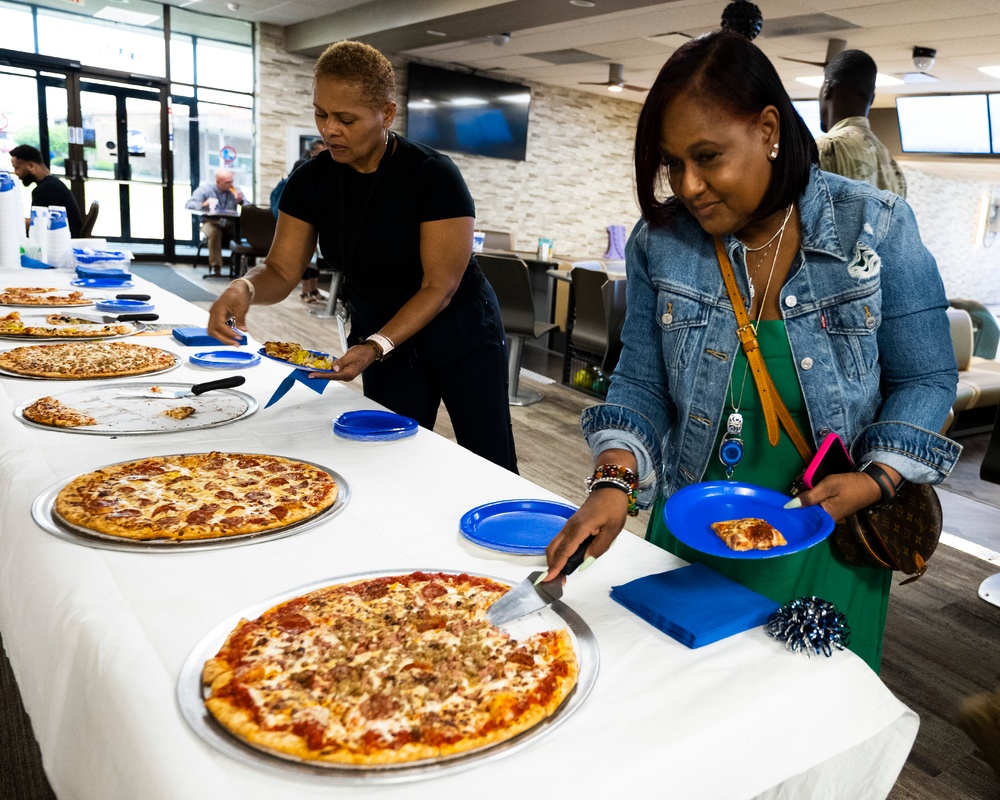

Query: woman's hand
[[308, 343, 377, 381], [206, 284, 251, 346], [790, 466, 898, 522], [540, 488, 629, 583]]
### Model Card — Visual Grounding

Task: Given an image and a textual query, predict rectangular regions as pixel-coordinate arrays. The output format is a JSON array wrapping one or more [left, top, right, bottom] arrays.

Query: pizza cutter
[[116, 376, 246, 399], [486, 535, 594, 627]]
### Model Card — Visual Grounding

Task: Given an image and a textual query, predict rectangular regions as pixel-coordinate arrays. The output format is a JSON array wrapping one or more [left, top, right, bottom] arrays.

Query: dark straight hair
[[635, 29, 817, 228]]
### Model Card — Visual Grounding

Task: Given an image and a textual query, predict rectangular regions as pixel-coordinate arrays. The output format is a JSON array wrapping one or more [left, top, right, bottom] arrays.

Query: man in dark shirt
[[8, 144, 83, 237]]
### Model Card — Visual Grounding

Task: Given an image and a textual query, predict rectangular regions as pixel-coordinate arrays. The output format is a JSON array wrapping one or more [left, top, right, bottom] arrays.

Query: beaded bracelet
[[586, 464, 638, 516]]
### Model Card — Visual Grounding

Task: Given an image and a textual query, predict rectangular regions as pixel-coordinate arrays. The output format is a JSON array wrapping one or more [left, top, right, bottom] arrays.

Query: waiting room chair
[[230, 204, 277, 277], [477, 253, 558, 406], [78, 201, 99, 238], [950, 298, 1000, 360], [562, 268, 627, 397]]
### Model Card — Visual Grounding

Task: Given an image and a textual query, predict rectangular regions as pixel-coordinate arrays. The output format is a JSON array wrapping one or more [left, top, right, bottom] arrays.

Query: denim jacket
[[585, 166, 961, 508]]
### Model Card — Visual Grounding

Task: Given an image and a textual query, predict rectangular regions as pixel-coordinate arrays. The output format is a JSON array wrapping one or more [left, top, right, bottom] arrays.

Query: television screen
[[407, 63, 531, 161], [896, 95, 992, 154], [791, 99, 823, 139]]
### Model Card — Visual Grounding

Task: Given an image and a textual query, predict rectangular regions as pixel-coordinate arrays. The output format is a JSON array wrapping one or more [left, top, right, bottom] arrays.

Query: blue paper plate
[[332, 410, 418, 441], [258, 347, 337, 373], [71, 278, 135, 288], [459, 499, 578, 555], [190, 349, 261, 369], [95, 299, 155, 313], [663, 481, 834, 559]]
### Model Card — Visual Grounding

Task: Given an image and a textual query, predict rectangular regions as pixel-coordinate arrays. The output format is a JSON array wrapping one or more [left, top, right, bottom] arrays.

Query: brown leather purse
[[714, 237, 942, 583]]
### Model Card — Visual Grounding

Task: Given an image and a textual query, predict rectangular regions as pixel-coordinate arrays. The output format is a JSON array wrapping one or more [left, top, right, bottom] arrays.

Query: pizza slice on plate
[[710, 517, 787, 551]]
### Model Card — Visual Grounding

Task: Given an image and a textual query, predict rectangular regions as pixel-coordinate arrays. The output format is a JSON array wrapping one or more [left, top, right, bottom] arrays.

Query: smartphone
[[802, 432, 854, 489]]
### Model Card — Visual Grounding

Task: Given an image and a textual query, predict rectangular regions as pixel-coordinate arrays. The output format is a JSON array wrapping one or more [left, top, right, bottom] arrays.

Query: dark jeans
[[352, 278, 518, 473]]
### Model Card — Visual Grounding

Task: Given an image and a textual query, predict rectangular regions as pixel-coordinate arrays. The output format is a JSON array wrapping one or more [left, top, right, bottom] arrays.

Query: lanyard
[[335, 131, 395, 274]]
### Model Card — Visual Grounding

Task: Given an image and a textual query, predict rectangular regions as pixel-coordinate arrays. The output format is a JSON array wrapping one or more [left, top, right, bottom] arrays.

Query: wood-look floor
[[1, 263, 997, 799]]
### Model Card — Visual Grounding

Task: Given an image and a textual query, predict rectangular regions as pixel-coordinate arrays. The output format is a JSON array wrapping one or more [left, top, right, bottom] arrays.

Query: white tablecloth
[[0, 268, 917, 800]]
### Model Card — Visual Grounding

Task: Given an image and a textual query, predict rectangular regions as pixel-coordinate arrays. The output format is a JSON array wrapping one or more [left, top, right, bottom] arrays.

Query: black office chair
[[562, 268, 627, 397], [230, 205, 277, 277], [78, 200, 99, 238], [950, 298, 1000, 360], [477, 253, 558, 406]]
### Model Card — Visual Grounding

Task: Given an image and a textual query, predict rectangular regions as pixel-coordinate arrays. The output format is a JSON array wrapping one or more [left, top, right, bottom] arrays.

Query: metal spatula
[[116, 376, 245, 399], [486, 535, 594, 627]]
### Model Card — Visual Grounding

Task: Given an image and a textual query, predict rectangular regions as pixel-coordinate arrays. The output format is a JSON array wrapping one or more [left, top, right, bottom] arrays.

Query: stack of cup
[[46, 205, 73, 269], [29, 206, 49, 263], [0, 171, 25, 268]]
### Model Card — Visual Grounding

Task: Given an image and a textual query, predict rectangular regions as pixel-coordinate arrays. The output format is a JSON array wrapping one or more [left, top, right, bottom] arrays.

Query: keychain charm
[[719, 412, 744, 479]]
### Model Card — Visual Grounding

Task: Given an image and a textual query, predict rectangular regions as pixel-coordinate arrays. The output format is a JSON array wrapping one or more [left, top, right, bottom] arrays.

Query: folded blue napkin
[[264, 369, 329, 408], [20, 255, 54, 269], [75, 266, 131, 282], [610, 563, 779, 649]]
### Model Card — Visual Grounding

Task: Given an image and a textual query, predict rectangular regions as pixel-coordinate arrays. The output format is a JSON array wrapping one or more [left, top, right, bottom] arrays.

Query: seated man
[[8, 144, 83, 237], [185, 168, 244, 277]]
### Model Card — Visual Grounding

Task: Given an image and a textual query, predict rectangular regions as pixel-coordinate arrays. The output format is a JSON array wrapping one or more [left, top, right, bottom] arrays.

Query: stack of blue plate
[[95, 298, 155, 314], [190, 350, 260, 369], [459, 499, 577, 555], [71, 277, 135, 289], [332, 410, 418, 441]]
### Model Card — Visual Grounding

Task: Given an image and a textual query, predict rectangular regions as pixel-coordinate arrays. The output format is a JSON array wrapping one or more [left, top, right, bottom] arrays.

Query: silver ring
[[225, 316, 236, 327]]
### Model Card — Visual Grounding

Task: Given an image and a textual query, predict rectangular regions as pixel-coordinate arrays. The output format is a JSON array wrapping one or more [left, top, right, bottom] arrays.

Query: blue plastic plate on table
[[663, 481, 834, 559], [71, 278, 134, 289], [258, 347, 337, 373], [332, 410, 418, 441], [95, 299, 155, 313], [459, 499, 578, 555], [189, 350, 260, 369]]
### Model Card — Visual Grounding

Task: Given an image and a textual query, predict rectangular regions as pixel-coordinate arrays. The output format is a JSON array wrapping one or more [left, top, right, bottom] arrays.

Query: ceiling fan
[[579, 63, 648, 93], [780, 38, 847, 68]]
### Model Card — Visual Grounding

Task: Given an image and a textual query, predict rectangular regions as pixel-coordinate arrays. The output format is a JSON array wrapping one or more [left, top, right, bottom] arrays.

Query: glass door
[[79, 81, 166, 243]]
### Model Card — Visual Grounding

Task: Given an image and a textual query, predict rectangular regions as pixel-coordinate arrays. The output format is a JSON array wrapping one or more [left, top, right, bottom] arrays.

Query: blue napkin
[[610, 563, 779, 649], [75, 266, 131, 282], [264, 370, 329, 408], [21, 255, 54, 269]]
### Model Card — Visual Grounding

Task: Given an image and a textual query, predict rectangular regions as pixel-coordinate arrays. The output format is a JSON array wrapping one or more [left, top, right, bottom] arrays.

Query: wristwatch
[[855, 460, 902, 507]]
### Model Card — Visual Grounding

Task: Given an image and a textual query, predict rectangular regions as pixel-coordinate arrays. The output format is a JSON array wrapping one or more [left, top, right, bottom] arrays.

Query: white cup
[[206, 197, 219, 213], [472, 231, 485, 253]]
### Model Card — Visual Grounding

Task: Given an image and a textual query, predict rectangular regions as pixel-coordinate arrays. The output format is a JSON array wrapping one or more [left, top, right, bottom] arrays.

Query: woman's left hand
[[308, 343, 376, 381], [790, 471, 887, 522]]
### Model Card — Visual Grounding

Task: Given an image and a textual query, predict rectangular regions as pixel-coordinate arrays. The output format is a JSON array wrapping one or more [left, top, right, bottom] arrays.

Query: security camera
[[912, 46, 936, 72], [489, 33, 511, 46]]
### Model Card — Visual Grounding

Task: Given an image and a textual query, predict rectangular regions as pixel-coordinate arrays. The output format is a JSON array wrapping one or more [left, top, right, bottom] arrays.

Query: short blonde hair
[[314, 41, 395, 108]]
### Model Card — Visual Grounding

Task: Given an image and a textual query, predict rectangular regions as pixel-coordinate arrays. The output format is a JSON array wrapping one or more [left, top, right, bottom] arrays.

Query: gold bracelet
[[229, 277, 255, 303]]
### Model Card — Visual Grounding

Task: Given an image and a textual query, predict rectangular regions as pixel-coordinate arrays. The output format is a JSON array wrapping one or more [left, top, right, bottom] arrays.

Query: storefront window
[[0, 1, 34, 51]]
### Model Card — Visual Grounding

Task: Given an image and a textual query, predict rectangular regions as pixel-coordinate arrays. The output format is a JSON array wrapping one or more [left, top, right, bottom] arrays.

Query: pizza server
[[83, 312, 159, 324], [486, 535, 594, 627], [116, 376, 246, 399]]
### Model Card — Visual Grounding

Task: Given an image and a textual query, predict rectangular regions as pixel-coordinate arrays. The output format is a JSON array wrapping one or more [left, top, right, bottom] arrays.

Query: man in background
[[817, 50, 907, 198], [185, 167, 244, 278], [9, 144, 83, 237]]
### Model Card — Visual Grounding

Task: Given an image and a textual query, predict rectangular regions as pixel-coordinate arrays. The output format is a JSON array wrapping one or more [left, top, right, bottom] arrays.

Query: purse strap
[[713, 236, 813, 463]]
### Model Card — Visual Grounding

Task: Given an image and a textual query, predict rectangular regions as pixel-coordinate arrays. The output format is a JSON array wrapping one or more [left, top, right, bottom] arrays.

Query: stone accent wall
[[902, 166, 1000, 304], [256, 25, 641, 258]]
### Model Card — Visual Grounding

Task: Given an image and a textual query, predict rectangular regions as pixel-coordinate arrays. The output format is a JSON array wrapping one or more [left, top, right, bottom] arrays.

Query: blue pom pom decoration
[[765, 596, 851, 658]]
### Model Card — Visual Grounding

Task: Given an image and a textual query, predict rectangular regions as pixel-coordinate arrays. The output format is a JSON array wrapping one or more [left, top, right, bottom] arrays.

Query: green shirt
[[817, 116, 907, 198]]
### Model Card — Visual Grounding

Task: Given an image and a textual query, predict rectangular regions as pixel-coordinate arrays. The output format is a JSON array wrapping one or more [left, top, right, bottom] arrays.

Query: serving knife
[[116, 376, 245, 399], [486, 535, 594, 627], [53, 312, 159, 324]]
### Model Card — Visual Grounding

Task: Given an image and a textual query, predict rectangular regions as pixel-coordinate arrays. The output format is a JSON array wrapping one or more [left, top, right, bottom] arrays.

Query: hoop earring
[[768, 142, 779, 161]]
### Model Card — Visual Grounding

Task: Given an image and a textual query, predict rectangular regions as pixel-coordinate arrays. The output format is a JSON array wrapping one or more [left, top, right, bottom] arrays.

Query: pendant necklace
[[742, 204, 793, 299], [719, 205, 792, 478]]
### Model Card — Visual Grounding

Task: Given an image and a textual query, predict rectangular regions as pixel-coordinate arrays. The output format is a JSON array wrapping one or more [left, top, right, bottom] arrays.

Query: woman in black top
[[207, 41, 517, 472]]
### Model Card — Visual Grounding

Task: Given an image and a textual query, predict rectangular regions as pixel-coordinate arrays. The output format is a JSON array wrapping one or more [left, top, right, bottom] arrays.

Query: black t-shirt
[[279, 135, 476, 327], [32, 175, 83, 238]]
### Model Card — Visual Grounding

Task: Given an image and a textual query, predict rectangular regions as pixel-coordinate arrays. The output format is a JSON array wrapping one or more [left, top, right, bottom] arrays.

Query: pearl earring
[[769, 142, 779, 161]]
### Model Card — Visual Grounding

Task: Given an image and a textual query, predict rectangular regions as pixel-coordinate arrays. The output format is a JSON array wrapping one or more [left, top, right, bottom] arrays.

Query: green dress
[[647, 321, 892, 672]]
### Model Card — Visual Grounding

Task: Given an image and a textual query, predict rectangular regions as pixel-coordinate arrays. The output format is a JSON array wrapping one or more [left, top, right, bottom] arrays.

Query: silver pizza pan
[[31, 454, 350, 552], [0, 344, 180, 380], [13, 382, 258, 435], [176, 569, 599, 785], [0, 313, 146, 341]]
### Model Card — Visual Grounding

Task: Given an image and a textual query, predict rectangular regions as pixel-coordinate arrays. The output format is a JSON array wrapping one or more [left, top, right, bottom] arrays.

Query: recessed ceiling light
[[570, 0, 596, 7], [902, 72, 941, 84], [979, 65, 1000, 79], [795, 76, 824, 88], [875, 73, 904, 87], [426, 30, 447, 37], [607, 85, 623, 92]]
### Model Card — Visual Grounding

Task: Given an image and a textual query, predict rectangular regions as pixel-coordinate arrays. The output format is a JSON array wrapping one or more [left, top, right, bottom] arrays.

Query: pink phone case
[[802, 432, 853, 489]]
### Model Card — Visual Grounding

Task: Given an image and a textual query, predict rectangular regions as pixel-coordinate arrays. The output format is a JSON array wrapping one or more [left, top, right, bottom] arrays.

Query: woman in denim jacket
[[542, 30, 960, 671]]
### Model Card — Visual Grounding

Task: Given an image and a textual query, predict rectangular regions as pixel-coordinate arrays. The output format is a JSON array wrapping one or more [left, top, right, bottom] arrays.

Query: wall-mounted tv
[[896, 94, 994, 154], [406, 63, 531, 161]]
